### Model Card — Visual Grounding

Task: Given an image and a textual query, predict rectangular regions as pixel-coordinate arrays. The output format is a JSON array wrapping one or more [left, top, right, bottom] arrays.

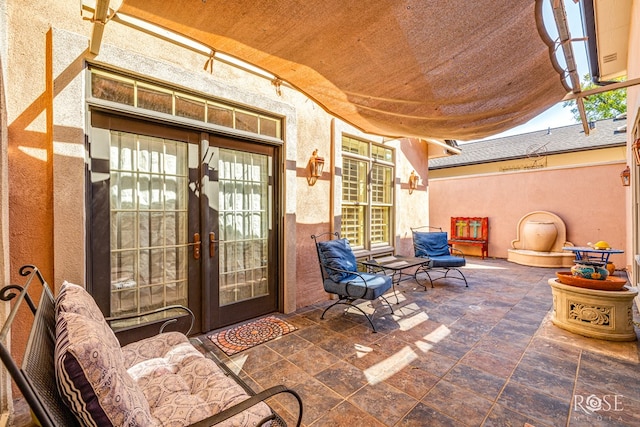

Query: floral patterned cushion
[[56, 281, 107, 323], [122, 331, 195, 369], [55, 282, 275, 427], [55, 312, 157, 426], [124, 334, 273, 427]]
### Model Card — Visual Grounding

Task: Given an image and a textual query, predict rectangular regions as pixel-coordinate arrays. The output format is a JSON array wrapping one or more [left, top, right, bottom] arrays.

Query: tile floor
[[194, 258, 640, 427], [9, 259, 640, 426]]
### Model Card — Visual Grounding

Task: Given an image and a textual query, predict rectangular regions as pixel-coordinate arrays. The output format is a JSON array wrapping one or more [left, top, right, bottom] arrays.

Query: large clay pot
[[522, 221, 558, 252]]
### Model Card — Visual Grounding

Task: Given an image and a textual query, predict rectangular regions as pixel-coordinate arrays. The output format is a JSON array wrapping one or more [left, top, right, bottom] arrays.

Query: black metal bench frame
[[0, 265, 303, 426]]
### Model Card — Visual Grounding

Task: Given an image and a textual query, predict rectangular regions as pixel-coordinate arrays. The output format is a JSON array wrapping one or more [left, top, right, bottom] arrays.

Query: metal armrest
[[189, 385, 303, 427], [411, 225, 443, 232], [322, 264, 369, 285], [450, 247, 465, 258], [322, 263, 379, 300], [107, 305, 195, 344]]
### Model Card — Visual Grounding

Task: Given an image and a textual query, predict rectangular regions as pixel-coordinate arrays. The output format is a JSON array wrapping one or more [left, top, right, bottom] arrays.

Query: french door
[[89, 112, 279, 333], [204, 136, 278, 329]]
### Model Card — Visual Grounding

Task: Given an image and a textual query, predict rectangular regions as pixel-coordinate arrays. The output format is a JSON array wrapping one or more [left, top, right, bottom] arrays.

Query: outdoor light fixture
[[307, 149, 325, 186], [408, 170, 419, 194], [621, 165, 631, 187], [633, 138, 640, 166]]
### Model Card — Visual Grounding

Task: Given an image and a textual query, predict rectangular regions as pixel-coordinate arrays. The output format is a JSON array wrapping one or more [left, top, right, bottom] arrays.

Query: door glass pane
[[110, 131, 189, 316], [218, 149, 270, 306]]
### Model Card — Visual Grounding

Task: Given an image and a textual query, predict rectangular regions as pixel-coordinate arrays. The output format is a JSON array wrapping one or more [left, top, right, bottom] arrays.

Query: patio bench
[[0, 265, 302, 427], [448, 217, 489, 259]]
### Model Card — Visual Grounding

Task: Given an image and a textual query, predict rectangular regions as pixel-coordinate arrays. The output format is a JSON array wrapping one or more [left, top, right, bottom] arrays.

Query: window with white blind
[[341, 135, 394, 251]]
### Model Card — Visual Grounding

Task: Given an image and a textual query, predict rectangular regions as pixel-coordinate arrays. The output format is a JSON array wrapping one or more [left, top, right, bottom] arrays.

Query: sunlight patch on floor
[[423, 324, 451, 343], [354, 343, 374, 359], [414, 340, 434, 353], [364, 346, 417, 384], [226, 354, 245, 375], [463, 262, 508, 270], [384, 291, 407, 304], [353, 301, 376, 315], [391, 302, 422, 319], [397, 311, 429, 331]]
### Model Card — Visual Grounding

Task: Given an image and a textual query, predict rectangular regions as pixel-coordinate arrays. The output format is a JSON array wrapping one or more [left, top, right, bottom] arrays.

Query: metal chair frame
[[311, 232, 394, 332], [411, 226, 468, 288]]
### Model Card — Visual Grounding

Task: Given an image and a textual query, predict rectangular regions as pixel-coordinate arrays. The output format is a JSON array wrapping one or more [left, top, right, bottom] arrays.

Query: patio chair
[[411, 226, 468, 288], [311, 232, 394, 332]]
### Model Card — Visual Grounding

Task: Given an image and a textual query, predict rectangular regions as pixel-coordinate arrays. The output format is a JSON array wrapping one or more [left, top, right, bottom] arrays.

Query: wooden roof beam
[[90, 0, 111, 55], [562, 77, 640, 101]]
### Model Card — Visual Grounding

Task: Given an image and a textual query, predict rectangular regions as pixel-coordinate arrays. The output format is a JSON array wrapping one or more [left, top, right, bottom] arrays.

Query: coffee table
[[362, 255, 430, 303]]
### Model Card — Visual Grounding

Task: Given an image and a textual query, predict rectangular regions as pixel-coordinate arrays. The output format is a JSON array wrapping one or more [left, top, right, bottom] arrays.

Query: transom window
[[341, 135, 394, 251], [89, 68, 282, 139]]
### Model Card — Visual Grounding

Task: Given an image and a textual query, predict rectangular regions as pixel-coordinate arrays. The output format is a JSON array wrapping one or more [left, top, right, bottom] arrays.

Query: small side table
[[363, 255, 429, 303]]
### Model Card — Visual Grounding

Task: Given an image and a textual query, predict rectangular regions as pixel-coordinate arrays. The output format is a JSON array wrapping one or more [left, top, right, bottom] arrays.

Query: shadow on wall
[[296, 222, 333, 308]]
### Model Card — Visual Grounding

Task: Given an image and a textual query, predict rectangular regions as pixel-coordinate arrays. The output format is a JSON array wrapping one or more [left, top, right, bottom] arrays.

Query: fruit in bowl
[[591, 241, 611, 250]]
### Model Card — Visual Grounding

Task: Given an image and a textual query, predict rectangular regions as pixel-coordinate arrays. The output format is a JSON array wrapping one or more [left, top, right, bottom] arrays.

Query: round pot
[[606, 262, 616, 276], [522, 221, 558, 252]]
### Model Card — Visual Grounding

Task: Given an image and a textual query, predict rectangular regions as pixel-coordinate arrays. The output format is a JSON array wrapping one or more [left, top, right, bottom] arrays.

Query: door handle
[[193, 233, 201, 260], [209, 232, 220, 257]]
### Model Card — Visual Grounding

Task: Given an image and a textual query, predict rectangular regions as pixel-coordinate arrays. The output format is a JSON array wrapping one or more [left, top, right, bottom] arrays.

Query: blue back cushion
[[317, 238, 358, 282], [413, 231, 451, 257]]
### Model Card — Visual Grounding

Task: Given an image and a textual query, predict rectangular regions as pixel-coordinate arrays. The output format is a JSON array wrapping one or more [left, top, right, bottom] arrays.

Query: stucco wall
[[5, 0, 435, 323], [1, 12, 11, 416], [294, 119, 431, 309], [429, 162, 628, 269]]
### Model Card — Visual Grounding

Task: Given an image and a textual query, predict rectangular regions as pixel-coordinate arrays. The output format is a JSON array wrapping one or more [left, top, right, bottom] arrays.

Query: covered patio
[[11, 260, 640, 426], [197, 261, 637, 426], [3, 0, 640, 425], [194, 260, 639, 425]]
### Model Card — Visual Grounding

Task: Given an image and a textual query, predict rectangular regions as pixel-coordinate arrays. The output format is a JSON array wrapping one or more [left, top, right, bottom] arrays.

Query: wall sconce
[[620, 165, 631, 186], [307, 149, 325, 186], [633, 138, 640, 166], [408, 170, 419, 194]]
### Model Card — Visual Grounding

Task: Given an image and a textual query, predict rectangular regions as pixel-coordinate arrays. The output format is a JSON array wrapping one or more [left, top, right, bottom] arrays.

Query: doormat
[[208, 316, 298, 356]]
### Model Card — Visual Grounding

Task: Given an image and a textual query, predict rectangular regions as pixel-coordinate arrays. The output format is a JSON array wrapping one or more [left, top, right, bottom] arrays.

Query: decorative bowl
[[556, 272, 627, 291], [571, 262, 609, 280]]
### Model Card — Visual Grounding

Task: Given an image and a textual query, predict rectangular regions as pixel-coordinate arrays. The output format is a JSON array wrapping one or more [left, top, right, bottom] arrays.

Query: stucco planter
[[548, 278, 638, 341]]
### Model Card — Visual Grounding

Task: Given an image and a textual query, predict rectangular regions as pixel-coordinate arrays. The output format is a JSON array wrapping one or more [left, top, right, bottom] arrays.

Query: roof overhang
[[581, 0, 633, 84]]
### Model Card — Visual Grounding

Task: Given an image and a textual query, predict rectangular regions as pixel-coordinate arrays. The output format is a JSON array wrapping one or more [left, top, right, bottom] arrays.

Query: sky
[[463, 1, 590, 142]]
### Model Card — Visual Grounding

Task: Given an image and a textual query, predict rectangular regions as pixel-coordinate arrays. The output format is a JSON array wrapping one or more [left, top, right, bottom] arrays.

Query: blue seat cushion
[[430, 255, 466, 268], [413, 231, 451, 257], [316, 238, 358, 282], [323, 273, 392, 300]]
